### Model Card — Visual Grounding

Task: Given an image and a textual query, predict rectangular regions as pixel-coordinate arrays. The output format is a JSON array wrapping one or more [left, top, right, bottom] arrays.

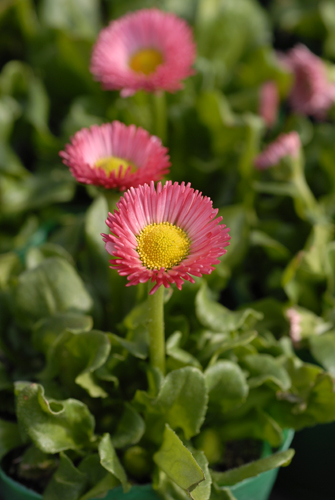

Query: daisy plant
[[102, 181, 231, 374]]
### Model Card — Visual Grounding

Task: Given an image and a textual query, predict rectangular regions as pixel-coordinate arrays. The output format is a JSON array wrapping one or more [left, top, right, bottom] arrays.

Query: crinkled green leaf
[[42, 329, 111, 397], [155, 367, 208, 439], [205, 361, 249, 412], [16, 383, 94, 453], [13, 257, 93, 328], [99, 433, 130, 493], [154, 424, 204, 495], [43, 453, 86, 500], [242, 354, 291, 391]]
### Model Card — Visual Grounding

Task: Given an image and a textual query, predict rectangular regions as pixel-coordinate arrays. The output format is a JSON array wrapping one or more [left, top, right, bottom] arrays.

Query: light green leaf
[[153, 425, 204, 494], [205, 361, 249, 412], [99, 433, 130, 493], [242, 354, 291, 391], [13, 257, 93, 328], [155, 367, 208, 439], [310, 331, 335, 375], [16, 383, 94, 453], [190, 450, 211, 500], [211, 449, 294, 487]]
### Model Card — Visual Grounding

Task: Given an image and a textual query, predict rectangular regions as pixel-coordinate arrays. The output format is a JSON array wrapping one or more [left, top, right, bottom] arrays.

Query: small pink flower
[[280, 44, 335, 118], [286, 307, 302, 344], [259, 81, 279, 128], [102, 181, 230, 294], [59, 122, 170, 191], [254, 131, 301, 170], [90, 8, 196, 97]]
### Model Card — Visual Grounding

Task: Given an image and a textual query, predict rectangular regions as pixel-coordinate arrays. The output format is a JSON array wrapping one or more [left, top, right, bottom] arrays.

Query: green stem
[[153, 91, 167, 144], [147, 284, 165, 375], [103, 189, 121, 214]]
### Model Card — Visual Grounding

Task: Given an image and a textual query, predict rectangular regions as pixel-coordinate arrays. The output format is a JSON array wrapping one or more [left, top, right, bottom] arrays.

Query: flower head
[[102, 181, 230, 294], [254, 131, 301, 170], [280, 44, 335, 118], [59, 122, 170, 191], [90, 8, 196, 96], [259, 81, 279, 128]]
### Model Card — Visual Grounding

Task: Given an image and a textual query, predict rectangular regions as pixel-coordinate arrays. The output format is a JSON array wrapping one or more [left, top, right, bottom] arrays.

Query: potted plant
[[2, 1, 335, 500]]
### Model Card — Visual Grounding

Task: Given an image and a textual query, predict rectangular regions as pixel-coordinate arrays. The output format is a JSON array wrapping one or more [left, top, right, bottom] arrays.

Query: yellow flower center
[[129, 48, 164, 76], [136, 222, 190, 270], [95, 156, 136, 176]]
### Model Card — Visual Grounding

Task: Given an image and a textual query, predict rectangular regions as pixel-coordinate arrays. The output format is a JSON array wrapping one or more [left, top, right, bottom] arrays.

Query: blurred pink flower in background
[[286, 307, 302, 344], [90, 8, 196, 97], [259, 80, 279, 127], [254, 131, 301, 170], [280, 44, 335, 118], [60, 121, 170, 191]]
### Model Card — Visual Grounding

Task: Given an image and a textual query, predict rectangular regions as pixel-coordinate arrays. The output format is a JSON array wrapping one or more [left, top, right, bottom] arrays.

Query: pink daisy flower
[[259, 81, 279, 128], [102, 181, 230, 294], [280, 44, 335, 118], [254, 131, 301, 170], [59, 122, 170, 191], [90, 8, 196, 97]]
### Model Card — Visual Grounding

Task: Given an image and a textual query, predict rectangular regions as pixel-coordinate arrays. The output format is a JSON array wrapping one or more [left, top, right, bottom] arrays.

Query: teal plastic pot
[[0, 430, 294, 500]]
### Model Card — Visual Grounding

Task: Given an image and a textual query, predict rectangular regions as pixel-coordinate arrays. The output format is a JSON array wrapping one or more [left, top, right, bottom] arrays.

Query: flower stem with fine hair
[[147, 283, 165, 374]]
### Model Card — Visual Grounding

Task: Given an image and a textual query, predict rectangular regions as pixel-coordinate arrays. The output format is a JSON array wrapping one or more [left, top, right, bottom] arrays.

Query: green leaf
[[250, 230, 290, 260], [205, 361, 249, 412], [211, 449, 294, 487], [112, 403, 145, 449], [166, 331, 202, 369], [43, 453, 86, 500], [33, 313, 93, 354], [0, 419, 23, 460], [42, 329, 111, 398], [196, 283, 263, 332], [242, 354, 291, 391], [190, 450, 211, 500], [13, 257, 93, 328], [99, 433, 130, 493], [16, 383, 95, 453], [310, 331, 335, 375], [78, 454, 119, 500], [153, 424, 204, 495], [40, 0, 100, 39], [155, 367, 208, 440], [108, 329, 149, 360]]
